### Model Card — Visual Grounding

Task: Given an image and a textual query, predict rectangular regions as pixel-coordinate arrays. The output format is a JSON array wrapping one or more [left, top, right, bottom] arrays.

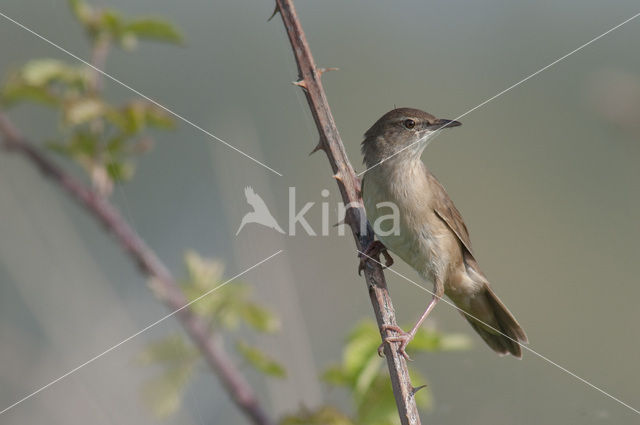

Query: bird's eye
[[403, 119, 416, 129]]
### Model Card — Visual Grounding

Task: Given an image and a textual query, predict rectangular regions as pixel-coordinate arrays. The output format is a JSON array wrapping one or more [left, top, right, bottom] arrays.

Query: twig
[[89, 36, 110, 94], [0, 113, 273, 425], [273, 2, 422, 424]]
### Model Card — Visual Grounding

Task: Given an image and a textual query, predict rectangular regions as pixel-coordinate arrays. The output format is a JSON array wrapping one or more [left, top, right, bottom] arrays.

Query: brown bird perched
[[360, 107, 527, 359]]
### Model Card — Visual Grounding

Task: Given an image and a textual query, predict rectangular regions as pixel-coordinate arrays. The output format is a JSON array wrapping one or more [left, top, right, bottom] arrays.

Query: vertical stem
[[273, 1, 422, 424]]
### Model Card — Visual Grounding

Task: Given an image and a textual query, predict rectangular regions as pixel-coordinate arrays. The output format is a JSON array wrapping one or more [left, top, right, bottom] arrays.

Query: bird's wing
[[426, 171, 475, 257]]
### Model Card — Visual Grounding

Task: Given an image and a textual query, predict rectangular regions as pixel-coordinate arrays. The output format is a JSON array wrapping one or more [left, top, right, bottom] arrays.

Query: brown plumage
[[361, 107, 527, 359]]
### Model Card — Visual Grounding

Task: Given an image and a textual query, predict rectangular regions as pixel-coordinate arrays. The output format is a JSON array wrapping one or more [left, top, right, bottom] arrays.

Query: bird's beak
[[428, 118, 462, 130]]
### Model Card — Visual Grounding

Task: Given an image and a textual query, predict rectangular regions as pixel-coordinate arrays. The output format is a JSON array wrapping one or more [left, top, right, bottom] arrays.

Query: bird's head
[[361, 107, 461, 168]]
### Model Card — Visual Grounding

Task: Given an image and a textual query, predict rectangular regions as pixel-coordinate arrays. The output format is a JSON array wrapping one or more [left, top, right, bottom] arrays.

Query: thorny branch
[[273, 1, 422, 424], [0, 117, 273, 425]]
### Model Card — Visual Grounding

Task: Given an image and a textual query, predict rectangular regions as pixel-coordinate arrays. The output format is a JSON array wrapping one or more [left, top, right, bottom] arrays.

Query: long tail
[[462, 285, 528, 358]]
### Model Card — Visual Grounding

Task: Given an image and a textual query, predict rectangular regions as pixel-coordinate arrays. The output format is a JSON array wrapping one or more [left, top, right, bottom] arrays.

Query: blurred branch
[[0, 112, 273, 425], [89, 35, 110, 93], [273, 1, 422, 424]]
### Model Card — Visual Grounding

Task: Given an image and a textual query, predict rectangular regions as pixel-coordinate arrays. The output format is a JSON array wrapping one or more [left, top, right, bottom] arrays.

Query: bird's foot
[[358, 240, 394, 276], [377, 324, 413, 362]]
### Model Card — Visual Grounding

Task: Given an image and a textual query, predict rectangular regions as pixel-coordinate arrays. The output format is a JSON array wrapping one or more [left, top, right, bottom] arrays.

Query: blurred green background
[[1, 0, 639, 424]]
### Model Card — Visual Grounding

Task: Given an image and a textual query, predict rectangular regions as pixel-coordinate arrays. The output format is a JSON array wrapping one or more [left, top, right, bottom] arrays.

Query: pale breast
[[362, 162, 454, 282]]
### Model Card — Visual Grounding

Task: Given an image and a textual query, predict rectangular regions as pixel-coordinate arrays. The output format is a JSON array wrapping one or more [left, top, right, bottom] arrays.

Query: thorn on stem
[[267, 4, 280, 21], [309, 139, 324, 155], [317, 67, 339, 76], [292, 80, 307, 89], [411, 384, 428, 396]]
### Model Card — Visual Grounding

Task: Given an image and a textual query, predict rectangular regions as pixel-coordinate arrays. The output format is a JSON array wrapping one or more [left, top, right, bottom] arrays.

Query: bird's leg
[[358, 240, 394, 275], [378, 279, 444, 361]]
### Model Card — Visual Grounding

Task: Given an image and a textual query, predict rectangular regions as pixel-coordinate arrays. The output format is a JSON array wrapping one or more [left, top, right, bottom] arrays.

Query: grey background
[[1, 0, 639, 424]]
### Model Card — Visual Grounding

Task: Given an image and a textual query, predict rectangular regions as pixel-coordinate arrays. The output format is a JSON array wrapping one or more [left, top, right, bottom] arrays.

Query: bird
[[360, 107, 527, 359], [236, 186, 285, 235]]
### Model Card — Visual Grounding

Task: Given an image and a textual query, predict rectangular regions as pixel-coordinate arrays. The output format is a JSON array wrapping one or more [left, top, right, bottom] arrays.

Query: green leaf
[[408, 327, 472, 353], [343, 321, 381, 377], [354, 370, 431, 425], [323, 320, 386, 405], [21, 60, 65, 86], [2, 83, 58, 106], [184, 250, 226, 288], [322, 366, 350, 387], [240, 303, 280, 333], [137, 334, 198, 367], [106, 160, 134, 182], [68, 0, 91, 24], [141, 365, 193, 419], [144, 104, 175, 129], [124, 18, 183, 44], [106, 136, 125, 154], [236, 341, 286, 378], [47, 131, 98, 159], [1, 60, 88, 107], [64, 98, 107, 125], [108, 103, 143, 134], [98, 10, 125, 37], [356, 374, 400, 425], [353, 349, 383, 402], [138, 335, 198, 418], [20, 59, 87, 87], [107, 102, 174, 135], [320, 319, 467, 425], [279, 406, 356, 425], [181, 251, 256, 325], [321, 320, 383, 394]]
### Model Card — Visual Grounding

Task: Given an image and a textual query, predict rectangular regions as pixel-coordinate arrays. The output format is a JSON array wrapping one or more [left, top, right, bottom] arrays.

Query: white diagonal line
[[0, 250, 282, 416], [0, 10, 283, 177], [358, 11, 640, 177], [358, 250, 640, 415]]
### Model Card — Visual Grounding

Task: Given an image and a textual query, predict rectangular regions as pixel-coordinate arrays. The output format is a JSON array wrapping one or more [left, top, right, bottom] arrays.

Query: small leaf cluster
[[0, 0, 182, 195], [282, 321, 471, 425], [280, 406, 356, 425], [140, 251, 285, 419], [69, 0, 183, 48]]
